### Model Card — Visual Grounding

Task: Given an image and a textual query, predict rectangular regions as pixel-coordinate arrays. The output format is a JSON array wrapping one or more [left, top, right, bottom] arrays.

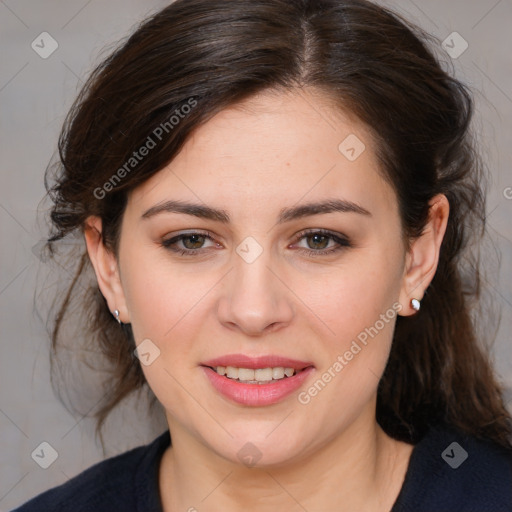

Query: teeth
[[284, 367, 295, 377], [214, 366, 298, 382], [272, 367, 284, 379]]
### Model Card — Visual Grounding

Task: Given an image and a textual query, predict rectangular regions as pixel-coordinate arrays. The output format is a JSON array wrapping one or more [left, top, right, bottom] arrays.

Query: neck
[[158, 407, 414, 512]]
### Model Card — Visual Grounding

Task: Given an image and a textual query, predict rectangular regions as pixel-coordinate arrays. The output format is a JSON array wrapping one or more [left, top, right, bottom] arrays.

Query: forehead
[[127, 88, 396, 220]]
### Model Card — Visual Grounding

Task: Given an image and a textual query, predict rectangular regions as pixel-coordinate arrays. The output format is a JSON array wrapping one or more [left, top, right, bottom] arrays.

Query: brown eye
[[293, 229, 352, 257], [304, 233, 331, 250], [161, 231, 217, 255], [181, 234, 207, 249]]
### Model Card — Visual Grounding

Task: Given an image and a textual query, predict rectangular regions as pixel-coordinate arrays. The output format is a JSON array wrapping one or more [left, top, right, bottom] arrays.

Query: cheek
[[296, 284, 398, 427], [120, 255, 210, 405], [122, 265, 172, 340], [293, 248, 402, 403], [121, 247, 218, 356], [293, 250, 401, 345]]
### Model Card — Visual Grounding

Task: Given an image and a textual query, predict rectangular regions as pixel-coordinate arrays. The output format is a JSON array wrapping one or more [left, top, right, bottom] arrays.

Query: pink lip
[[201, 365, 315, 406], [201, 353, 314, 371]]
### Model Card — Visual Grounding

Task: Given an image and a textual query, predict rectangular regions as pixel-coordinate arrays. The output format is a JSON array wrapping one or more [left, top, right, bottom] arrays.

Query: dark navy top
[[12, 423, 512, 511]]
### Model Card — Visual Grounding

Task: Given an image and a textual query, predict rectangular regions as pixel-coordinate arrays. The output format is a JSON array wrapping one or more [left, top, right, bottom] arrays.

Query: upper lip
[[201, 354, 314, 371]]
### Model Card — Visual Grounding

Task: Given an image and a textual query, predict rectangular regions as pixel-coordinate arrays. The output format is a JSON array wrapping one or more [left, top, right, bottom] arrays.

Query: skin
[[85, 87, 449, 512]]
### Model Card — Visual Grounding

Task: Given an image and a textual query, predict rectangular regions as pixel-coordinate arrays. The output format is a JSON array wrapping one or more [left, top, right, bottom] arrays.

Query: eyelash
[[161, 229, 352, 257]]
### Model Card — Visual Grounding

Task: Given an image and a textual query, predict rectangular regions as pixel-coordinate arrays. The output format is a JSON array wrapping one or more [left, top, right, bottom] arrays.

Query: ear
[[83, 216, 130, 324], [398, 194, 450, 316]]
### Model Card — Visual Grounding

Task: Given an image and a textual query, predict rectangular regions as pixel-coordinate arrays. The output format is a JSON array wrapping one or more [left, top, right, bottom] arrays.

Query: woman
[[14, 0, 512, 510]]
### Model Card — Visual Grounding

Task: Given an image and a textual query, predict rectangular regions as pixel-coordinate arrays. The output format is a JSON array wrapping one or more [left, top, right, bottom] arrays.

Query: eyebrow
[[141, 198, 371, 223]]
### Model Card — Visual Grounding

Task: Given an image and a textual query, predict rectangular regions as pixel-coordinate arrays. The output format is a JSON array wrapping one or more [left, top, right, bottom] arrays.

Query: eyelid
[[161, 230, 218, 247], [292, 228, 349, 243], [161, 228, 352, 256], [290, 228, 352, 254]]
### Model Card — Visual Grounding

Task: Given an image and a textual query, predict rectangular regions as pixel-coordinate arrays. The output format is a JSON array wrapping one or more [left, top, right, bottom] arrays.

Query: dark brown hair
[[42, 0, 512, 451]]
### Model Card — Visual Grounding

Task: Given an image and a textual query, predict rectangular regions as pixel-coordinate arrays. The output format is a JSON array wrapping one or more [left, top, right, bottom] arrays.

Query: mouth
[[199, 353, 315, 398], [202, 364, 313, 384], [200, 354, 314, 383]]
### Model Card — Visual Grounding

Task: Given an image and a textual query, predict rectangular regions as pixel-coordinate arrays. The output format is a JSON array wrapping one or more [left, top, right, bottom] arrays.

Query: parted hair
[[43, 0, 512, 451]]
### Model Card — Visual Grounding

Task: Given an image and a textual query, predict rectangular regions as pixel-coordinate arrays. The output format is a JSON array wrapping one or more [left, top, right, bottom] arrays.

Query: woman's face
[[116, 88, 410, 465]]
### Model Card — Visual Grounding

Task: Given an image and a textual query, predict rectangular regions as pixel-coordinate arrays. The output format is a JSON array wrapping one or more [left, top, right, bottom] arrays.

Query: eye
[[160, 229, 352, 258], [161, 231, 219, 256], [292, 229, 352, 257]]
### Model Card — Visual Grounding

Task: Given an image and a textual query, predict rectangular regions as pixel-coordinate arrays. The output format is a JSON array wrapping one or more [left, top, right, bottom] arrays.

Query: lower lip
[[201, 366, 315, 406]]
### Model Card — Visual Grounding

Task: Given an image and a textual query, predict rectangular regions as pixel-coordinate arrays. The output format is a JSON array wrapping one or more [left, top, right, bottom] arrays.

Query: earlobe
[[398, 194, 450, 316], [83, 216, 129, 324]]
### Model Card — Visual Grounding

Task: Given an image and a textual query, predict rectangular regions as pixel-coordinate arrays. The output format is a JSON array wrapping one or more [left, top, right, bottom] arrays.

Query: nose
[[216, 246, 294, 336]]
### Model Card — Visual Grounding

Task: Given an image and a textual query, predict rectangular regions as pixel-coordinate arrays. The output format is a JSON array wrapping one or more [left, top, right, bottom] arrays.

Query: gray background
[[1, 0, 511, 509]]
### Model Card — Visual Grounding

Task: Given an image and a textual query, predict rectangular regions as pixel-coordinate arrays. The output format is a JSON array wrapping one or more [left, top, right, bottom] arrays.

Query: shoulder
[[392, 422, 512, 512], [12, 430, 170, 512]]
